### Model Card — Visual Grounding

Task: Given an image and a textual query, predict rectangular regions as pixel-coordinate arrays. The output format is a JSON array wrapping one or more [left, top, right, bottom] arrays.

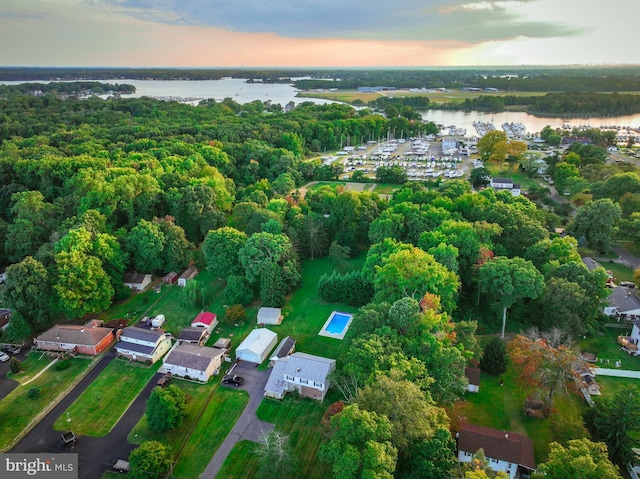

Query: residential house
[[0, 308, 11, 330], [0, 266, 7, 284], [457, 422, 536, 479], [257, 307, 283, 325], [465, 367, 480, 393], [191, 311, 218, 334], [619, 319, 640, 354], [123, 273, 152, 291], [236, 328, 278, 364], [490, 177, 521, 196], [177, 327, 208, 345], [264, 352, 336, 401], [269, 336, 296, 367], [603, 283, 640, 321], [161, 343, 225, 382], [178, 265, 198, 287], [115, 326, 172, 364], [34, 324, 115, 356]]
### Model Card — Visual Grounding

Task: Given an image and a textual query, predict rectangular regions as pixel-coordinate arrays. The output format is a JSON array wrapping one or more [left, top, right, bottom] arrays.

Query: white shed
[[151, 314, 166, 329], [235, 328, 278, 364], [257, 307, 283, 325]]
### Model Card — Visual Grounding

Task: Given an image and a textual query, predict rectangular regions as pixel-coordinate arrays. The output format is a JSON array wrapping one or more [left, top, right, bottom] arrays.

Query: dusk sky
[[1, 0, 637, 67]]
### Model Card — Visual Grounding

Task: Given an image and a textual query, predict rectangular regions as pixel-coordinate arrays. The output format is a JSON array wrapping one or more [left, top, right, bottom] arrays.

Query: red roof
[[192, 312, 217, 326], [458, 422, 536, 471]]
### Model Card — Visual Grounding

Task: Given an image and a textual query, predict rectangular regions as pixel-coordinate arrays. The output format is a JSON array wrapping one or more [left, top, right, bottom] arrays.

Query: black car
[[156, 374, 172, 388], [222, 375, 244, 386]]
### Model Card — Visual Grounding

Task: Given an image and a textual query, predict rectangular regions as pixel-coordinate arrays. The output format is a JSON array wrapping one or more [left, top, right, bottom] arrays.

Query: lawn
[[7, 351, 56, 384], [273, 256, 363, 362], [52, 358, 161, 436], [485, 163, 541, 189], [591, 376, 640, 401], [372, 183, 400, 195], [217, 395, 332, 479], [453, 366, 587, 462], [0, 356, 97, 451], [578, 327, 640, 372], [602, 261, 634, 283]]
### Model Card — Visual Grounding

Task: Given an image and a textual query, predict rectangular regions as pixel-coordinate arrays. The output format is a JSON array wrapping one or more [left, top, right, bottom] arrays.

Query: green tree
[[566, 198, 621, 252], [223, 274, 254, 305], [592, 385, 640, 465], [397, 427, 458, 479], [126, 219, 166, 273], [469, 167, 491, 189], [9, 357, 22, 374], [202, 227, 247, 279], [319, 404, 397, 479], [145, 385, 187, 432], [533, 438, 622, 479], [479, 337, 507, 376], [128, 441, 173, 479], [478, 257, 544, 338], [539, 277, 590, 337]]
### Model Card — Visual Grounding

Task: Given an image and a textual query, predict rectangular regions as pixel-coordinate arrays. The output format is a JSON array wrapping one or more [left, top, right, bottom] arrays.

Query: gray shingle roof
[[164, 343, 224, 372], [115, 342, 155, 355], [121, 326, 167, 344]]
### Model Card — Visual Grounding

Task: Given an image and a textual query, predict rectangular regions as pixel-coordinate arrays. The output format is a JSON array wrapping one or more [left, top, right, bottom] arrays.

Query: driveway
[[10, 352, 160, 479], [200, 361, 273, 479]]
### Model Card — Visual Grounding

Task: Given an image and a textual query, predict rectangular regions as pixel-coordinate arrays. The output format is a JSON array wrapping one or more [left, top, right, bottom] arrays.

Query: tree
[[224, 274, 254, 305], [145, 385, 187, 432], [592, 385, 640, 465], [319, 404, 397, 479], [469, 167, 491, 189], [255, 429, 298, 479], [125, 218, 166, 273], [539, 277, 590, 337], [9, 357, 22, 374], [128, 441, 173, 479], [478, 257, 544, 338], [373, 247, 460, 314], [479, 337, 507, 376], [397, 427, 458, 479], [566, 199, 621, 253], [202, 226, 247, 279], [533, 438, 622, 479]]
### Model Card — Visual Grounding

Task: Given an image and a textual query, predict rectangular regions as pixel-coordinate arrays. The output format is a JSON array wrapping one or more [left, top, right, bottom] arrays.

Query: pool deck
[[318, 311, 353, 340]]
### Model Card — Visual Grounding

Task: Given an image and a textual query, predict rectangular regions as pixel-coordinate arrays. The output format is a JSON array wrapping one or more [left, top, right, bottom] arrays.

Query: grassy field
[[7, 351, 56, 384], [372, 183, 400, 195], [600, 261, 635, 283], [453, 366, 587, 462], [578, 327, 640, 372], [128, 379, 248, 477], [214, 440, 260, 479], [52, 358, 160, 436], [0, 356, 96, 451], [485, 162, 542, 189]]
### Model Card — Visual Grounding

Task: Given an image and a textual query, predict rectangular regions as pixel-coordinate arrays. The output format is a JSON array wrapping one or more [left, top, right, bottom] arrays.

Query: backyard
[[578, 327, 640, 372]]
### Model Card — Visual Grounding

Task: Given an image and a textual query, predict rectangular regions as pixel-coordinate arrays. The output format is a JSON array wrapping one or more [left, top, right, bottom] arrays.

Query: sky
[[0, 0, 638, 67]]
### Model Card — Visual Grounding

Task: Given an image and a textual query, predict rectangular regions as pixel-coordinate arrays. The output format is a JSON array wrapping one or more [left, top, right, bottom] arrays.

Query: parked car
[[0, 352, 9, 362], [222, 375, 244, 386], [620, 281, 636, 288], [3, 345, 21, 355], [156, 373, 172, 388]]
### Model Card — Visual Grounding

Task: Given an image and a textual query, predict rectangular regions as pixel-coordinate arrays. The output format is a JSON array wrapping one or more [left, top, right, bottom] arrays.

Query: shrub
[[224, 304, 246, 324], [480, 337, 508, 376], [9, 357, 22, 374], [28, 387, 41, 399], [55, 360, 71, 371], [317, 270, 374, 306]]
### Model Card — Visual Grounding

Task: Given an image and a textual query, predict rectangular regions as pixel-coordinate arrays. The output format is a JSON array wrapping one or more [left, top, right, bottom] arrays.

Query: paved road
[[613, 246, 640, 270], [11, 352, 159, 479], [200, 362, 273, 479], [594, 367, 640, 379]]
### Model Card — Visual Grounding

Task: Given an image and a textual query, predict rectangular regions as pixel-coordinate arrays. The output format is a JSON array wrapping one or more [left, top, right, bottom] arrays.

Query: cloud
[[0, 11, 44, 19], [99, 0, 584, 44]]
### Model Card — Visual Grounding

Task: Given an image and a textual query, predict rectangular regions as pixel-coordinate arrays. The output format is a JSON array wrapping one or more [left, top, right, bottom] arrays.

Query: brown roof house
[[178, 265, 198, 287], [34, 324, 115, 356], [457, 422, 536, 479], [464, 367, 480, 393], [123, 273, 152, 292], [161, 343, 225, 382], [115, 326, 172, 364]]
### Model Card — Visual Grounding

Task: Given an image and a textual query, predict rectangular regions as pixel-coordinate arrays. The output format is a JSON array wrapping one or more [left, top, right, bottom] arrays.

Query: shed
[[465, 367, 481, 393], [191, 311, 218, 333], [163, 271, 178, 284], [236, 328, 278, 364], [257, 307, 283, 325], [213, 337, 232, 350], [178, 265, 198, 287], [178, 327, 209, 345]]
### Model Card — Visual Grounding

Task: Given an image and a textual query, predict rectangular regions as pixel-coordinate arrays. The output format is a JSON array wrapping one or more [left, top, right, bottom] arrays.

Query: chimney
[[80, 327, 85, 332], [505, 433, 509, 439]]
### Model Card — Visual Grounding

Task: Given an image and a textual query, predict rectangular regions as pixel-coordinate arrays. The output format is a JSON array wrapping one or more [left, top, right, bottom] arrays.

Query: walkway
[[593, 367, 640, 379], [200, 362, 273, 479]]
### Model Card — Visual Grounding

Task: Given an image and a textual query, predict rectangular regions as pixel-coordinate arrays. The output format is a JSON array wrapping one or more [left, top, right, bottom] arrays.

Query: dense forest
[[0, 85, 637, 478]]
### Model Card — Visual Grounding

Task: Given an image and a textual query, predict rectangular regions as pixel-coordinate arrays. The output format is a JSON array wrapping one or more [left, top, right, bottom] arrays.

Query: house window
[[465, 452, 471, 457], [300, 379, 308, 385], [314, 381, 322, 387], [285, 375, 294, 381]]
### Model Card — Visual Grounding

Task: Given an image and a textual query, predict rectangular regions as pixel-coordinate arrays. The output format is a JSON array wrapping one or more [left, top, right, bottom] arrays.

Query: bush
[[27, 387, 41, 399], [9, 357, 22, 374], [223, 275, 255, 305], [55, 360, 71, 371], [317, 270, 374, 306], [224, 304, 246, 324], [479, 337, 508, 376]]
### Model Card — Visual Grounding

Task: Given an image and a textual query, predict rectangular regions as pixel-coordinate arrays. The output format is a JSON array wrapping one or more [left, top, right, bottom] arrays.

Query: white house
[[457, 422, 536, 479], [235, 328, 278, 364], [264, 352, 336, 401], [465, 367, 480, 393], [490, 177, 521, 196], [123, 273, 152, 291], [257, 307, 283, 325], [161, 343, 224, 382], [115, 326, 172, 364], [191, 311, 218, 333], [602, 282, 640, 321]]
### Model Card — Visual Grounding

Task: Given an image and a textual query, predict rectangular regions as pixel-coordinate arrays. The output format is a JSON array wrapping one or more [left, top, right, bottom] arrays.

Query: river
[[3, 77, 640, 134]]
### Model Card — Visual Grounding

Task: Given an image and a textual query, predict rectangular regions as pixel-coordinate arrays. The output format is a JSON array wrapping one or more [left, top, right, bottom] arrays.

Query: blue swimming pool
[[319, 311, 353, 339]]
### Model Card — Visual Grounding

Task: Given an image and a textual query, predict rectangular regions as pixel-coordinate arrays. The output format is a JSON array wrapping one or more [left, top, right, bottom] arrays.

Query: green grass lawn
[[97, 286, 161, 324], [485, 163, 541, 189], [578, 327, 640, 372], [7, 351, 57, 384], [453, 367, 587, 462], [0, 356, 96, 451], [372, 183, 400, 194], [53, 358, 161, 436], [603, 261, 634, 283], [214, 440, 260, 479], [172, 387, 248, 479], [591, 376, 640, 401]]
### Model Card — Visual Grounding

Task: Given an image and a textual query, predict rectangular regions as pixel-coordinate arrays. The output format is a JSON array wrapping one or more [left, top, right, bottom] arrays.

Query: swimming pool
[[318, 311, 353, 340]]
